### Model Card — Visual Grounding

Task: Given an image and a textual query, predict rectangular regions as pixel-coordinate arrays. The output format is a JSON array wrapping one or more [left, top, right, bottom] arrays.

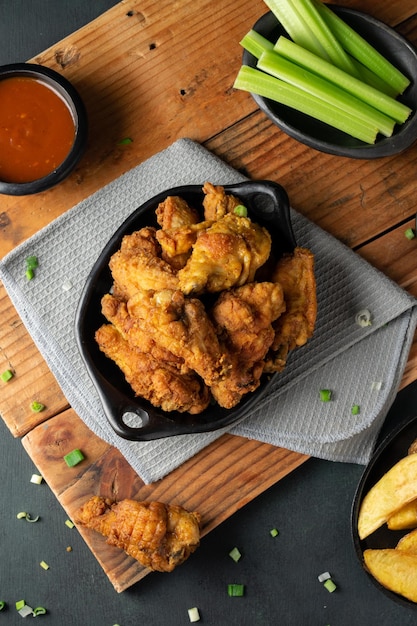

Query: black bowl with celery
[[234, 1, 417, 158]]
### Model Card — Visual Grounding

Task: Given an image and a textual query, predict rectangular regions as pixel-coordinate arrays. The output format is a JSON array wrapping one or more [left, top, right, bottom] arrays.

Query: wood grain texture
[[1, 0, 417, 593], [22, 411, 308, 591]]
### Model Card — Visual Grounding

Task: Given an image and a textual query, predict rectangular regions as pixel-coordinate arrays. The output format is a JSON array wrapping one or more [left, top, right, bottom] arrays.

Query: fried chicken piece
[[95, 324, 210, 413], [75, 496, 201, 572], [177, 213, 272, 295], [109, 227, 178, 300], [155, 195, 200, 230], [101, 293, 186, 371], [156, 221, 210, 271], [209, 282, 286, 407], [126, 288, 231, 388], [202, 182, 242, 221], [264, 247, 317, 373]]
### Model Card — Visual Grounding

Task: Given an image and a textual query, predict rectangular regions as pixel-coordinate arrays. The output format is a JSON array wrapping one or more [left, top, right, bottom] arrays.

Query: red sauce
[[0, 76, 76, 183]]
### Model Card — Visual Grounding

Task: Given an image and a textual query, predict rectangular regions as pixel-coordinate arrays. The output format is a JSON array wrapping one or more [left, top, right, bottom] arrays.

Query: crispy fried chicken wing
[[126, 288, 231, 388], [265, 247, 317, 373], [209, 282, 286, 407], [202, 182, 242, 221], [177, 213, 272, 295], [95, 324, 210, 413], [109, 227, 178, 300], [155, 195, 200, 230], [75, 496, 201, 572]]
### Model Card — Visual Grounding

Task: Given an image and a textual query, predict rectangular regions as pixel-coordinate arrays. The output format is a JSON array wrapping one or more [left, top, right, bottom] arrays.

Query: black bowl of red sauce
[[0, 63, 88, 195]]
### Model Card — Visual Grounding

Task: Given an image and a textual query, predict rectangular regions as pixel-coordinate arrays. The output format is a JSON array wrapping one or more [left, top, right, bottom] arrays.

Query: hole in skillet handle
[[75, 179, 296, 441]]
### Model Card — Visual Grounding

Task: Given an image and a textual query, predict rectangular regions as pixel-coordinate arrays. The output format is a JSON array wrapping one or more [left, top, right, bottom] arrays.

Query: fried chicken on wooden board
[[75, 496, 201, 572], [209, 282, 286, 408], [264, 247, 317, 373], [126, 288, 231, 389], [202, 181, 242, 220], [95, 324, 210, 413], [109, 227, 178, 300], [177, 212, 272, 295]]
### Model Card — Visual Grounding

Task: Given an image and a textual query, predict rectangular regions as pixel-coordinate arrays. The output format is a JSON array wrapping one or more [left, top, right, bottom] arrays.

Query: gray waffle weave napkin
[[1, 138, 416, 483]]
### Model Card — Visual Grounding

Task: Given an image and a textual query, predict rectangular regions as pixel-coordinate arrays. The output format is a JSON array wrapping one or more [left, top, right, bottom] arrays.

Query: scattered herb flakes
[[65, 519, 75, 529], [229, 546, 242, 562], [355, 308, 372, 327], [351, 404, 360, 415], [319, 389, 332, 402], [227, 583, 245, 597], [405, 227, 416, 240], [30, 401, 45, 413], [188, 607, 201, 622], [39, 560, 50, 571], [16, 511, 40, 523], [33, 607, 47, 616], [118, 137, 133, 145], [25, 255, 39, 280], [323, 578, 337, 593], [64, 448, 85, 467], [270, 528, 279, 537], [1, 369, 13, 382], [30, 473, 43, 485], [0, 601, 5, 611], [234, 204, 248, 217]]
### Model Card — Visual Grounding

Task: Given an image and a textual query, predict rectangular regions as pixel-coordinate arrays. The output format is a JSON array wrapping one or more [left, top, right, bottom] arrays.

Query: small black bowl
[[351, 414, 417, 608], [75, 180, 295, 441], [0, 63, 88, 195], [243, 7, 417, 158]]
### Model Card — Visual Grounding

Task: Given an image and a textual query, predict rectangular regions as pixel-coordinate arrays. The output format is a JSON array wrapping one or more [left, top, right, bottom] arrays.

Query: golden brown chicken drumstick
[[75, 496, 201, 572]]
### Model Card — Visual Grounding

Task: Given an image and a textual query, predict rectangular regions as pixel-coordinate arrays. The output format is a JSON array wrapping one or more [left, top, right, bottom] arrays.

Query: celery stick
[[233, 66, 378, 143], [257, 51, 395, 137], [288, 0, 359, 75], [275, 36, 412, 124], [351, 58, 399, 98], [314, 0, 410, 95], [240, 30, 274, 59], [263, 0, 328, 59]]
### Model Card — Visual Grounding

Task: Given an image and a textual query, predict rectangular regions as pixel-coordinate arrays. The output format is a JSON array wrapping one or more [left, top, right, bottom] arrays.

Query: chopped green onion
[[227, 584, 245, 597], [270, 527, 279, 537], [25, 256, 38, 270], [65, 519, 75, 529], [16, 511, 40, 522], [30, 474, 43, 485], [188, 607, 201, 622], [274, 36, 411, 124], [234, 204, 248, 217], [323, 578, 337, 593], [229, 547, 242, 562], [16, 600, 26, 611], [40, 561, 49, 570], [405, 227, 416, 241], [0, 601, 5, 611], [61, 280, 73, 292], [33, 607, 47, 616], [64, 448, 85, 467], [355, 309, 372, 327], [25, 268, 34, 281], [1, 369, 13, 382], [351, 404, 360, 416], [234, 66, 378, 144], [318, 571, 331, 582], [30, 401, 45, 413], [17, 604, 34, 618], [319, 389, 332, 402], [118, 137, 133, 145], [371, 381, 383, 391]]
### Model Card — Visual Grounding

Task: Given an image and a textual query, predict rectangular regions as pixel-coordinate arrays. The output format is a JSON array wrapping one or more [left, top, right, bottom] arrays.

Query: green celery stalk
[[314, 0, 410, 95], [263, 0, 329, 59], [287, 0, 359, 75], [257, 50, 395, 137], [233, 66, 378, 143], [274, 36, 412, 124], [240, 30, 274, 59]]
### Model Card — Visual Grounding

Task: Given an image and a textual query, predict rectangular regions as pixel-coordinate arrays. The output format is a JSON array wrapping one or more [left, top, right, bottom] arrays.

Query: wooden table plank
[[22, 411, 308, 591]]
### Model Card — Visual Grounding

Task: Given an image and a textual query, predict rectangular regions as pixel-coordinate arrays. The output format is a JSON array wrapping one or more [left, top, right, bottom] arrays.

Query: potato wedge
[[363, 549, 417, 602], [396, 528, 417, 554], [387, 499, 417, 531], [358, 454, 417, 539]]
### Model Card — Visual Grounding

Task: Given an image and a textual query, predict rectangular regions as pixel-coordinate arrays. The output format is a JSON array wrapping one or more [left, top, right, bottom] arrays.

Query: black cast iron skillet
[[75, 180, 295, 441]]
